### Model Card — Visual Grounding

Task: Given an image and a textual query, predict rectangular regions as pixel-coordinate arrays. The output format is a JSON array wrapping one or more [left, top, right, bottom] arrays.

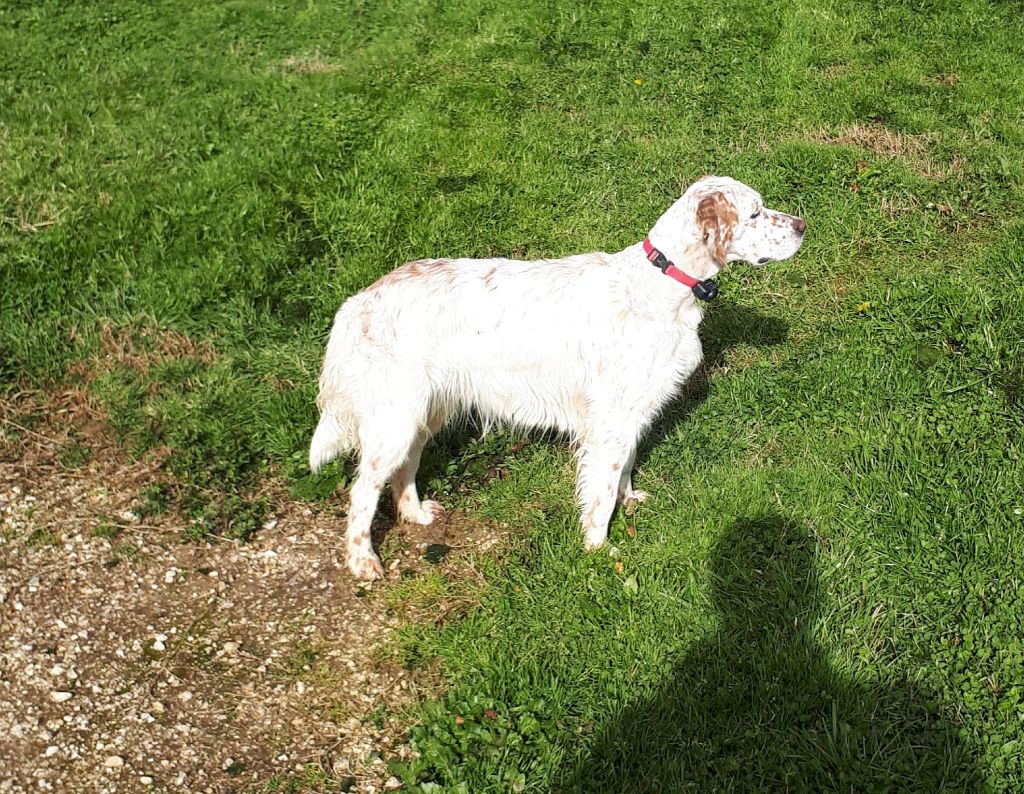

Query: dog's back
[[312, 252, 635, 466]]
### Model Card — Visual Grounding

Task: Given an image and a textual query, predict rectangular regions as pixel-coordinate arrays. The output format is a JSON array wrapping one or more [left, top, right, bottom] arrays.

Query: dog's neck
[[645, 196, 722, 283], [614, 243, 707, 322]]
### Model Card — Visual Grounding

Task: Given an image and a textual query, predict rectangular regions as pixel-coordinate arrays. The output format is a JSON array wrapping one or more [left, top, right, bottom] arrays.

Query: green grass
[[4, 0, 1024, 789]]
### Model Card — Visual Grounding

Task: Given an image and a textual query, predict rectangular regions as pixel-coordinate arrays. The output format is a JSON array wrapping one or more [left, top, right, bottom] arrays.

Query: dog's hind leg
[[616, 448, 650, 505], [576, 434, 640, 550], [391, 407, 448, 525], [345, 416, 424, 580]]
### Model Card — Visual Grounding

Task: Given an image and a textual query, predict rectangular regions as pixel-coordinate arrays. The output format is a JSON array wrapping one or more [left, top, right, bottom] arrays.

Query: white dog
[[311, 176, 805, 579]]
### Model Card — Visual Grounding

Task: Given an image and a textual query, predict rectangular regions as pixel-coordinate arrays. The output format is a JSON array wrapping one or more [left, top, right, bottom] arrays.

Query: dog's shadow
[[553, 514, 982, 791], [633, 297, 789, 471]]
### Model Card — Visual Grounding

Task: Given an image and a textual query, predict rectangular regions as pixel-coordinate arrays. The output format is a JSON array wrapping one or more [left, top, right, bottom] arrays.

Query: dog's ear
[[696, 191, 737, 265]]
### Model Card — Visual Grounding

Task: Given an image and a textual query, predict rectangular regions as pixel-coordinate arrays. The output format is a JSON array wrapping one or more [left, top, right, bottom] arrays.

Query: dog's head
[[649, 175, 806, 279]]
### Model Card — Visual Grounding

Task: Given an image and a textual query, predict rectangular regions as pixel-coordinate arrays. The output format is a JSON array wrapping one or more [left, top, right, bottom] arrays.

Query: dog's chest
[[676, 303, 704, 331]]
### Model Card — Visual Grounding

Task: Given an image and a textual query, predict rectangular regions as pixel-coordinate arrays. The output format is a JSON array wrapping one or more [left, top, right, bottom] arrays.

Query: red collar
[[642, 238, 719, 301]]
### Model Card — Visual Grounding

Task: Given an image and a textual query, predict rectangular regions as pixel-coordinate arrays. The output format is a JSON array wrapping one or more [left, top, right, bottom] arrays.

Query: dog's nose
[[792, 217, 806, 234]]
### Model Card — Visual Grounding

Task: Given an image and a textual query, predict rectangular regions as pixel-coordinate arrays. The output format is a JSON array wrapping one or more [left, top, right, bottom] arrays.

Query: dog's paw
[[347, 551, 385, 580], [624, 489, 650, 505], [400, 499, 445, 526], [583, 528, 607, 551]]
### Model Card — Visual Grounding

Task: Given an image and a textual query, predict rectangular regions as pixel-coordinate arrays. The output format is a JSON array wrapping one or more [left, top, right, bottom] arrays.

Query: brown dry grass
[[820, 63, 852, 80], [806, 124, 937, 160], [96, 322, 216, 375], [278, 52, 343, 75], [805, 123, 966, 181], [1, 199, 65, 233]]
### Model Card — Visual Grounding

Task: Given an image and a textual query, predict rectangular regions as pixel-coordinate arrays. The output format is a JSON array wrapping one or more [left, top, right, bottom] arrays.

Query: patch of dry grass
[[807, 124, 936, 160], [277, 52, 343, 75], [805, 124, 965, 181], [95, 322, 217, 375]]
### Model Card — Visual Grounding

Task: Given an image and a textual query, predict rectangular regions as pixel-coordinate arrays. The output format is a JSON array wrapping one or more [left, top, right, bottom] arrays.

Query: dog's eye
[[750, 210, 761, 219]]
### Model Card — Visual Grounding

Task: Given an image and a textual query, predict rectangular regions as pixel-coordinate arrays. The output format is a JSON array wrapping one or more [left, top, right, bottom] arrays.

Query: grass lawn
[[3, 0, 1024, 790]]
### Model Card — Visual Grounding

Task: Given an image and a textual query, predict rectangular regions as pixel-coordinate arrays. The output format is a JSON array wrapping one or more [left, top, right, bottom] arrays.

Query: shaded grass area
[[3, 0, 1024, 790]]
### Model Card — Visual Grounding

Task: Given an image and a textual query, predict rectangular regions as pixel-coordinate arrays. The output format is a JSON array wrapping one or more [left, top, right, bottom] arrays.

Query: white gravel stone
[[50, 691, 73, 703]]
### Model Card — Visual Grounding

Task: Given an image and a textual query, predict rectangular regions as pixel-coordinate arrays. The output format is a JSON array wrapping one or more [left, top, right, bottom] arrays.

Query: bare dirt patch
[[0, 392, 505, 793]]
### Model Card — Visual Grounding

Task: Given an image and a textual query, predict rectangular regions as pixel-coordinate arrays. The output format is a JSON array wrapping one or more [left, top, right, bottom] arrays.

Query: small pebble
[[50, 691, 73, 703], [103, 755, 124, 768]]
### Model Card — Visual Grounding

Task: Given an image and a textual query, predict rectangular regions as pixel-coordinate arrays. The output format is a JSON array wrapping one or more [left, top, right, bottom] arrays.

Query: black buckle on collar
[[648, 250, 671, 272], [644, 240, 719, 302], [693, 279, 719, 301]]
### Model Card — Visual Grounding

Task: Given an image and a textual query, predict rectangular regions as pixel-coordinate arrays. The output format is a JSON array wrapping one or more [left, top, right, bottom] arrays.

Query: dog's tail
[[309, 306, 363, 473], [309, 408, 358, 474]]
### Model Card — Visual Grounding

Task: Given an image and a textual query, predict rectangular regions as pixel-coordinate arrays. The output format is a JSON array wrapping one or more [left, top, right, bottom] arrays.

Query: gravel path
[[0, 396, 498, 793]]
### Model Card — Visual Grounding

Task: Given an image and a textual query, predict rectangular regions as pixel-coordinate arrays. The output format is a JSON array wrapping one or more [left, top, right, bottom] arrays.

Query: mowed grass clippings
[[2, 0, 1024, 791]]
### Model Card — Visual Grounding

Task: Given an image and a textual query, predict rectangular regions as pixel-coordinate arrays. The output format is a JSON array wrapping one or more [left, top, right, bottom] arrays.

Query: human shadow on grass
[[556, 515, 982, 793]]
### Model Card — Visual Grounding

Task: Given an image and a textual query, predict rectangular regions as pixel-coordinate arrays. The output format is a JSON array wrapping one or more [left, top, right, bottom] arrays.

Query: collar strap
[[642, 238, 718, 301]]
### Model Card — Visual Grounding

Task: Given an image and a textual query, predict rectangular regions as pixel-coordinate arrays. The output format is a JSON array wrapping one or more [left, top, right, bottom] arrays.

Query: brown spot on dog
[[696, 191, 738, 265], [612, 462, 622, 472], [373, 259, 455, 289], [570, 392, 590, 418]]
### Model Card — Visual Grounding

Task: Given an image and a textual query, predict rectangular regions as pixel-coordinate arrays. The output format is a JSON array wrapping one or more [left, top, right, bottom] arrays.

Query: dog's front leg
[[576, 438, 637, 550]]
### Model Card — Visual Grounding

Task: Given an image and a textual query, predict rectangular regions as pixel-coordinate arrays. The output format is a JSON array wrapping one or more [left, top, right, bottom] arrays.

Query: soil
[[0, 391, 502, 793]]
